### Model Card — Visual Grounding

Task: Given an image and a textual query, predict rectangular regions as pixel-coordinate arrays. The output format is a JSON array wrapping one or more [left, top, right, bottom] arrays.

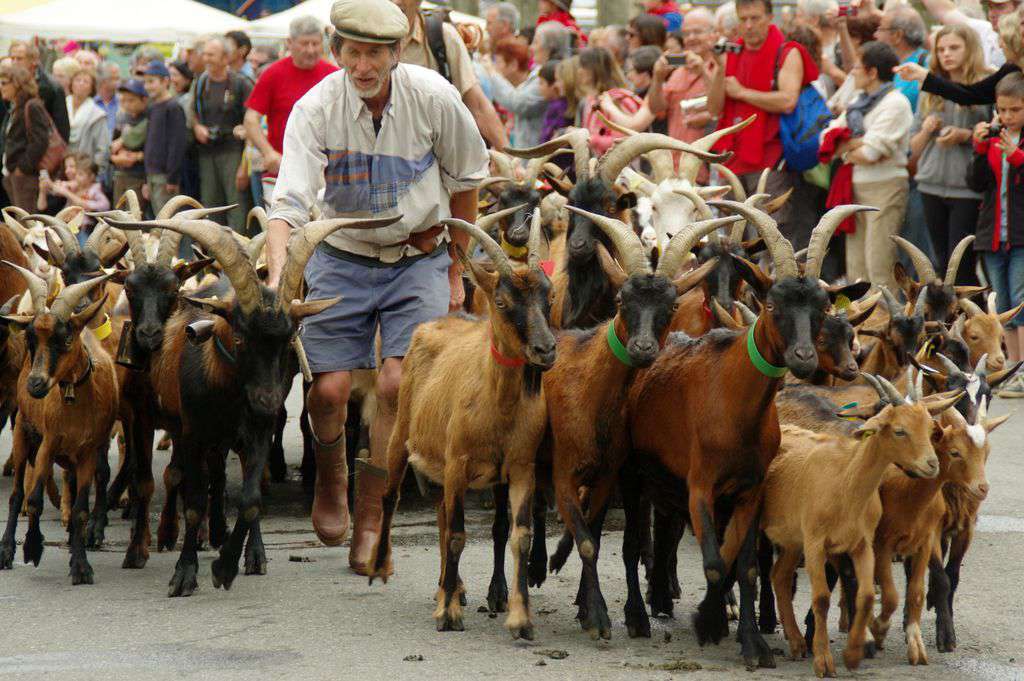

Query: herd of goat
[[0, 114, 1015, 678]]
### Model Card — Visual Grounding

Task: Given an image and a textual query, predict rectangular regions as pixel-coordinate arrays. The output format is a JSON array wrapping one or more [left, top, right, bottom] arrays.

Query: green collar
[[746, 319, 788, 378], [606, 322, 635, 367]]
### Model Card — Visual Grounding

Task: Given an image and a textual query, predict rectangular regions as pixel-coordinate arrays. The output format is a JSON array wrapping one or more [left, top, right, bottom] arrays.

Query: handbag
[[24, 101, 66, 175]]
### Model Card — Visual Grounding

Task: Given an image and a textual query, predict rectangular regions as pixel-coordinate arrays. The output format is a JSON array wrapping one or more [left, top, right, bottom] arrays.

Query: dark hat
[[143, 59, 170, 78], [169, 60, 193, 81], [117, 78, 147, 98]]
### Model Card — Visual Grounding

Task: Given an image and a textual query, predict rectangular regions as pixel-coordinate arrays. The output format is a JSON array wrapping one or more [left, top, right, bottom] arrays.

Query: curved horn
[[707, 199, 797, 279], [108, 218, 264, 315], [506, 128, 592, 181], [488, 149, 519, 179], [478, 176, 515, 194], [278, 215, 404, 313], [597, 132, 727, 186], [83, 220, 112, 255], [907, 367, 923, 402], [890, 235, 937, 282], [28, 214, 80, 256], [678, 114, 756, 182], [89, 209, 148, 265], [523, 148, 573, 187], [861, 372, 887, 401], [944, 235, 975, 286], [2, 260, 48, 312], [974, 353, 989, 379], [913, 287, 928, 318], [2, 208, 30, 242], [155, 206, 234, 267], [672, 187, 713, 220], [246, 206, 270, 235], [115, 189, 144, 219], [804, 205, 878, 281], [476, 204, 528, 237], [442, 218, 514, 280], [986, 291, 998, 315], [934, 353, 965, 381], [595, 112, 676, 182], [565, 205, 649, 275], [527, 208, 544, 271], [735, 301, 759, 326], [712, 163, 746, 202], [247, 231, 268, 265], [50, 273, 111, 322], [878, 285, 901, 316], [156, 195, 203, 221], [44, 229, 67, 267], [876, 374, 907, 404], [656, 216, 743, 279], [958, 296, 984, 318]]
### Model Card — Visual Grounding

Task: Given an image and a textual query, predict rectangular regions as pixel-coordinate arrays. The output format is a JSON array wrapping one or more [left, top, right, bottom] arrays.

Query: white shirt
[[268, 64, 489, 262]]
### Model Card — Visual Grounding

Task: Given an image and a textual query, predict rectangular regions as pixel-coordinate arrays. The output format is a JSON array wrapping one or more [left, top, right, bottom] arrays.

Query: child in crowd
[[538, 60, 568, 143], [969, 73, 1024, 395], [142, 60, 186, 216], [110, 79, 148, 205], [37, 153, 110, 243]]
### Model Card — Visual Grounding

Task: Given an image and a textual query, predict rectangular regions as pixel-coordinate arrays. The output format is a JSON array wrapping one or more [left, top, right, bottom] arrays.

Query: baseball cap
[[144, 60, 170, 78], [117, 78, 148, 98]]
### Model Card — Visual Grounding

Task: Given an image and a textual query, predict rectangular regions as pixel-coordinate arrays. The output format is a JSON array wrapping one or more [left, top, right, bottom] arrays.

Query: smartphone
[[666, 53, 688, 67]]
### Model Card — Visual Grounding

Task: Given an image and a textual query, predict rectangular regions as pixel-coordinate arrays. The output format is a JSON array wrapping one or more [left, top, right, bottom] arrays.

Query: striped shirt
[[268, 64, 488, 262]]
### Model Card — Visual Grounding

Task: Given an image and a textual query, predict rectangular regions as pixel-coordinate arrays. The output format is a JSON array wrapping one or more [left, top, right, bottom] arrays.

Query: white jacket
[[822, 87, 913, 185]]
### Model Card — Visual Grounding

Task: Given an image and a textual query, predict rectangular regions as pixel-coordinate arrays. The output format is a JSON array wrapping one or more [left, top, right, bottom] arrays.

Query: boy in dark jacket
[[142, 60, 186, 215], [969, 72, 1024, 395], [110, 79, 149, 206]]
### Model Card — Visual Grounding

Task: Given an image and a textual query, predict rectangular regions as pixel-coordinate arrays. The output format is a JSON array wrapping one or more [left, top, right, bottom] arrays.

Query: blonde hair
[[51, 56, 82, 82], [920, 23, 992, 115], [556, 56, 581, 115], [998, 9, 1023, 66]]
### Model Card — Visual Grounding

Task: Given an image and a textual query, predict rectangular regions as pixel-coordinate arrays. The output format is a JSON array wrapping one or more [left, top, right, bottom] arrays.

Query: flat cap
[[330, 0, 409, 44]]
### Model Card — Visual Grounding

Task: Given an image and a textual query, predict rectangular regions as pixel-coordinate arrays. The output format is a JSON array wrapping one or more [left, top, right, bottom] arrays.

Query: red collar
[[490, 331, 526, 368]]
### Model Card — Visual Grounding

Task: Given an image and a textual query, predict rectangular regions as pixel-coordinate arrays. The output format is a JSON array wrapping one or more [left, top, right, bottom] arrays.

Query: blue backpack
[[774, 46, 833, 172]]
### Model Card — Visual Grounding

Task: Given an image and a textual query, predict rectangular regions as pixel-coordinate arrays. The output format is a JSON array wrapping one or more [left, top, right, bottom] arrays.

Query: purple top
[[541, 98, 570, 143]]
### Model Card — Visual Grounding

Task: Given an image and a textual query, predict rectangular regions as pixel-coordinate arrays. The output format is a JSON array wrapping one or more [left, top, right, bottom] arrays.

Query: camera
[[987, 123, 1003, 139], [207, 126, 223, 143], [838, 4, 858, 17], [665, 53, 689, 67], [713, 38, 742, 55]]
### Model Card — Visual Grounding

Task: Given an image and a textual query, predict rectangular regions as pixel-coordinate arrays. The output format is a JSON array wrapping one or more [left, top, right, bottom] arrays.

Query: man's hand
[[448, 263, 465, 312], [194, 124, 211, 145], [263, 150, 282, 176], [653, 55, 673, 82], [683, 51, 704, 73], [724, 76, 745, 100], [893, 62, 928, 83]]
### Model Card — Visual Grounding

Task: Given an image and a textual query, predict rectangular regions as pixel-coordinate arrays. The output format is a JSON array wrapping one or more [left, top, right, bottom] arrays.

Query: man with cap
[[265, 0, 489, 574], [143, 60, 187, 215], [391, 0, 507, 150]]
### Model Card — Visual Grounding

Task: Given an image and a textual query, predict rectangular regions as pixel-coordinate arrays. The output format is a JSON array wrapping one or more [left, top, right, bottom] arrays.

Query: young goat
[[856, 286, 928, 380], [956, 292, 1024, 372], [368, 211, 555, 640], [763, 374, 957, 678], [891, 235, 984, 323], [0, 270, 116, 584]]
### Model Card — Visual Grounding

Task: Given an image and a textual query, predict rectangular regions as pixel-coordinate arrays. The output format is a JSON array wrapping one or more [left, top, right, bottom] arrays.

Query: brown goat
[[957, 292, 1024, 372], [891, 235, 986, 324], [368, 211, 555, 640], [763, 376, 957, 678], [0, 269, 117, 584]]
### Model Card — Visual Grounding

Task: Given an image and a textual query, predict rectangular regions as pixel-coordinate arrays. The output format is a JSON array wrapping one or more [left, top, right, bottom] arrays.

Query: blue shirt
[[894, 48, 928, 113], [94, 93, 119, 135]]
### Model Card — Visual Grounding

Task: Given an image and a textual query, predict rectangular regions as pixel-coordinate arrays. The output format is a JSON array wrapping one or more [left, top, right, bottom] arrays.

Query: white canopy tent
[[0, 0, 248, 42], [246, 0, 484, 40]]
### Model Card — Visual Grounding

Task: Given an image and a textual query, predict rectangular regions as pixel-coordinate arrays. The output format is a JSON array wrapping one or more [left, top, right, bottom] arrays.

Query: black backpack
[[422, 9, 453, 84]]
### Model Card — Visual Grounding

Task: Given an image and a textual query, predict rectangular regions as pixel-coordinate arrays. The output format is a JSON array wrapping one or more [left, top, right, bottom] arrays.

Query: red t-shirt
[[245, 57, 338, 176]]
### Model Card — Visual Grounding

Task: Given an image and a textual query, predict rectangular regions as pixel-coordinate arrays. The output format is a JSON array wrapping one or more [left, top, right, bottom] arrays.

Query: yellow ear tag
[[835, 294, 851, 312]]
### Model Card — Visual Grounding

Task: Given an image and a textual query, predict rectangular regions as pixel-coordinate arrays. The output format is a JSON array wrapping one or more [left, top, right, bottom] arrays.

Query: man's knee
[[307, 371, 353, 418]]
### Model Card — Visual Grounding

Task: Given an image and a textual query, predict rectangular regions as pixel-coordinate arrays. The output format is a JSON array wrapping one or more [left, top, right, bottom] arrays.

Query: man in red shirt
[[536, 0, 587, 46], [244, 15, 338, 205]]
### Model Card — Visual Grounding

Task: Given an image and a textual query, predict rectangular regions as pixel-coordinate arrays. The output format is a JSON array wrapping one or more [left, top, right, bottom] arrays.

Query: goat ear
[[853, 426, 877, 440], [740, 236, 766, 256], [31, 242, 54, 264], [836, 404, 878, 420], [673, 257, 718, 298], [846, 297, 881, 327], [614, 191, 638, 213], [827, 281, 872, 305], [174, 258, 216, 282], [289, 296, 342, 321], [70, 294, 108, 330], [464, 257, 499, 296], [99, 238, 130, 267], [984, 413, 1010, 434], [107, 268, 130, 285], [893, 262, 918, 299], [730, 253, 772, 300], [0, 314, 33, 330], [998, 299, 1024, 325], [954, 285, 988, 299], [596, 243, 628, 289], [183, 296, 233, 318], [710, 297, 744, 331]]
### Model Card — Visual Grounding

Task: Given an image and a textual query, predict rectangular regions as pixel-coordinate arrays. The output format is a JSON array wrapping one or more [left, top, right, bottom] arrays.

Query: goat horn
[[713, 163, 746, 202], [247, 231, 268, 266], [986, 291, 998, 315], [861, 372, 887, 401], [50, 272, 111, 322], [527, 208, 543, 272], [677, 114, 755, 183], [246, 206, 270, 235], [442, 217, 514, 280], [108, 218, 264, 316], [877, 373, 907, 404], [974, 353, 989, 379], [913, 287, 928, 318], [565, 205, 649, 276], [523, 148, 573, 187], [907, 367, 923, 403], [735, 301, 759, 326], [488, 149, 519, 179], [156, 195, 204, 221], [671, 188, 713, 220], [1, 208, 30, 242], [2, 260, 49, 312], [935, 353, 965, 380], [890, 235, 937, 282], [707, 199, 797, 279], [595, 113, 676, 183], [597, 132, 727, 186], [156, 205, 233, 267], [89, 209, 148, 265], [804, 205, 877, 281], [944, 235, 975, 286], [278, 214, 403, 314], [476, 203, 527, 239], [478, 177, 515, 193], [28, 214, 80, 256], [83, 220, 111, 256], [506, 128, 592, 181], [43, 229, 66, 268], [115, 189, 144, 219], [657, 216, 743, 279], [958, 296, 984, 318], [878, 285, 901, 316]]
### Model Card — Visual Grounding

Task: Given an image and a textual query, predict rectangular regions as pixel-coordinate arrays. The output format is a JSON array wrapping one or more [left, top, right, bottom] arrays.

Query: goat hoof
[[842, 646, 864, 671], [207, 516, 227, 550], [528, 554, 547, 589], [0, 542, 14, 569], [85, 515, 107, 549], [436, 613, 464, 632], [167, 560, 198, 597], [758, 609, 777, 634], [863, 640, 877, 659], [211, 556, 239, 590], [693, 593, 729, 645], [487, 583, 509, 614], [243, 546, 267, 576], [582, 598, 612, 640], [625, 601, 652, 638], [549, 535, 573, 574], [510, 624, 535, 641], [741, 629, 776, 669], [22, 528, 44, 566], [122, 545, 149, 569], [787, 635, 807, 660], [69, 556, 94, 585], [156, 519, 179, 552], [814, 651, 837, 678]]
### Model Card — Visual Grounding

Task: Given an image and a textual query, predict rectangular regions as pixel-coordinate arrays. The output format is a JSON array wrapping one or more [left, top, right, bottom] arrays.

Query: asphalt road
[[2, 380, 1023, 681]]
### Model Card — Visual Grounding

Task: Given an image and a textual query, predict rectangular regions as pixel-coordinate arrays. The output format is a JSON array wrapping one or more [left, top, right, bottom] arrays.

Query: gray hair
[[888, 5, 926, 48], [797, 0, 838, 23], [96, 62, 120, 81], [204, 35, 231, 55], [715, 2, 739, 33], [489, 2, 520, 33], [536, 21, 571, 60], [685, 7, 715, 26], [289, 15, 324, 40]]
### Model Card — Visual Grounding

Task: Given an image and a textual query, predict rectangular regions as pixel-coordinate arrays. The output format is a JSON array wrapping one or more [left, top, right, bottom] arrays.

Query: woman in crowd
[[556, 55, 583, 126], [0, 64, 50, 211], [577, 46, 641, 155], [909, 24, 992, 284], [628, 13, 667, 52], [66, 66, 110, 176], [485, 38, 548, 148], [50, 56, 80, 95]]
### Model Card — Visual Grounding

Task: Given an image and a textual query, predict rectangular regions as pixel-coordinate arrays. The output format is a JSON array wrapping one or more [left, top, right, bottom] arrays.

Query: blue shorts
[[301, 246, 451, 372]]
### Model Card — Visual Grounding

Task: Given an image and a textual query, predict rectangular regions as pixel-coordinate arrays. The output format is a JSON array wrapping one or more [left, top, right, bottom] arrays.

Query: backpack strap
[[772, 44, 786, 91], [423, 10, 452, 84]]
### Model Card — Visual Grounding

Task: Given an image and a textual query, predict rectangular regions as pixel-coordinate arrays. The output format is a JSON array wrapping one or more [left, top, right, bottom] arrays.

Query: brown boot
[[349, 460, 386, 575], [311, 431, 349, 546]]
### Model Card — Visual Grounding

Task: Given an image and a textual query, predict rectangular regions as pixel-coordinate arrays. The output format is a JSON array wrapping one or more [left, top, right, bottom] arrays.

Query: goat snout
[[912, 455, 940, 479], [627, 337, 659, 367], [988, 353, 1006, 372], [247, 387, 280, 415], [136, 324, 164, 349], [972, 482, 990, 500], [529, 340, 557, 369], [26, 374, 52, 399], [505, 222, 530, 248]]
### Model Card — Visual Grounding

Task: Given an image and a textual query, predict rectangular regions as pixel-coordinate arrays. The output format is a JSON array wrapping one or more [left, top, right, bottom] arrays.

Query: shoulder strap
[[772, 44, 785, 91], [423, 10, 451, 84], [916, 50, 928, 66]]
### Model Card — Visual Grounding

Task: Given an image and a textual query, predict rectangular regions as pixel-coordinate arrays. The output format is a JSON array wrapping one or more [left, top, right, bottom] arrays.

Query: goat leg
[[505, 465, 536, 640], [620, 467, 652, 638], [929, 549, 956, 652], [167, 440, 206, 597], [757, 532, 777, 633], [487, 483, 510, 614], [841, 543, 876, 672], [123, 417, 155, 569], [69, 457, 96, 585], [157, 448, 184, 552], [870, 547, 898, 651], [298, 385, 316, 496], [734, 509, 775, 669], [647, 508, 679, 618], [804, 559, 843, 654], [207, 451, 229, 550], [22, 440, 52, 567], [244, 519, 267, 576], [268, 406, 288, 483], [806, 545, 838, 678], [691, 495, 729, 645], [527, 491, 548, 588], [85, 441, 111, 549], [434, 479, 467, 632], [366, 405, 412, 585], [213, 436, 266, 590], [0, 425, 27, 569], [772, 546, 806, 661], [903, 544, 931, 666]]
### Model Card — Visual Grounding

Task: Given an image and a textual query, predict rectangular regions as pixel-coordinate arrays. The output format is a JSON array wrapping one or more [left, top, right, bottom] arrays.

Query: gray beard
[[350, 75, 385, 100]]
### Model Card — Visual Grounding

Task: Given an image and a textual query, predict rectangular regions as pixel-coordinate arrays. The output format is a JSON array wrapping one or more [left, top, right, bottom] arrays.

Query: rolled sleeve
[[431, 87, 489, 194], [442, 23, 479, 97], [267, 99, 326, 228]]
